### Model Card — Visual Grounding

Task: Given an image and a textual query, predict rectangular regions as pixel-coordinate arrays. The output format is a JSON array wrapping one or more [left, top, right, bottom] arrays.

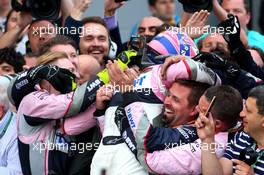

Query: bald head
[[78, 55, 101, 84], [138, 16, 163, 36]]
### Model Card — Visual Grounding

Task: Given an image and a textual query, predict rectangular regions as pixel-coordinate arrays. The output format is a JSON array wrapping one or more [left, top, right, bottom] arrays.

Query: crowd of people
[[1, 0, 264, 175]]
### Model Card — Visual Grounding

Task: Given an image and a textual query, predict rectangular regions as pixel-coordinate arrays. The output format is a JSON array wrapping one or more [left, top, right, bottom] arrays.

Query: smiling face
[[79, 23, 109, 66], [163, 82, 196, 127], [240, 97, 264, 135]]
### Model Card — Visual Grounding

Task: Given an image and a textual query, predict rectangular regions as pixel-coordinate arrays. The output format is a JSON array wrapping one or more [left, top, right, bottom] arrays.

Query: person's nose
[[240, 107, 246, 119], [164, 95, 171, 107]]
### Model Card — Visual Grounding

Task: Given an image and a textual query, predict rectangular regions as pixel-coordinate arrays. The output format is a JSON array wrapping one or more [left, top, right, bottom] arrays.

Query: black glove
[[193, 52, 240, 79], [217, 14, 241, 44], [178, 0, 213, 13], [10, 65, 76, 109], [27, 64, 76, 94]]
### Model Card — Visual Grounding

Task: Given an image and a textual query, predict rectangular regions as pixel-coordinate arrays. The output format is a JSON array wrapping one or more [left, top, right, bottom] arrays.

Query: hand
[[195, 112, 215, 143], [28, 65, 76, 94], [217, 14, 241, 43], [71, 0, 92, 20], [107, 60, 139, 93], [96, 85, 114, 110], [184, 10, 210, 39], [17, 12, 32, 30], [232, 159, 255, 175], [104, 0, 125, 17], [161, 55, 187, 80], [193, 52, 240, 79]]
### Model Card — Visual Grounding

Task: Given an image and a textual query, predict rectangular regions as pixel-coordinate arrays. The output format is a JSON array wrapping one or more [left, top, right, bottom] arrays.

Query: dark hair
[[0, 47, 25, 73], [204, 85, 243, 129], [248, 86, 264, 115], [148, 0, 175, 7], [148, 0, 157, 6], [221, 0, 251, 13], [82, 16, 109, 34], [38, 35, 77, 55], [175, 80, 210, 107], [29, 19, 56, 30], [155, 23, 175, 35], [243, 0, 251, 13]]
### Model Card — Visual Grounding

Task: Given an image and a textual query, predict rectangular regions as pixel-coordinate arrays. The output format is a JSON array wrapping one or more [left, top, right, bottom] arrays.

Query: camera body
[[11, 0, 61, 21], [114, 0, 129, 3]]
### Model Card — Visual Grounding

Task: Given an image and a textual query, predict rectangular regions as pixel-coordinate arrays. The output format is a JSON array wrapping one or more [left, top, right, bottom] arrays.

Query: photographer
[[0, 0, 74, 54]]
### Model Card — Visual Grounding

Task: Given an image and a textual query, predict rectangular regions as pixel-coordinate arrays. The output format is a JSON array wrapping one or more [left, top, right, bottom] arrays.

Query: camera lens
[[31, 0, 61, 20]]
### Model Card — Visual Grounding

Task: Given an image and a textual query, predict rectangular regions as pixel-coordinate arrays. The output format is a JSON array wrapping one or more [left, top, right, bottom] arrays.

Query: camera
[[178, 0, 213, 13], [126, 35, 169, 69], [11, 0, 61, 21]]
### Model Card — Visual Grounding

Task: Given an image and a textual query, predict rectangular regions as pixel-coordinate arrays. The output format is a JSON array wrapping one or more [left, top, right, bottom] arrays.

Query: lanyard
[[0, 112, 13, 139]]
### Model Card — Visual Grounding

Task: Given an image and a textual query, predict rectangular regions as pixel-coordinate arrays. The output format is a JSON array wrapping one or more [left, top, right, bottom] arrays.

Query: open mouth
[[164, 107, 174, 115], [91, 51, 103, 54]]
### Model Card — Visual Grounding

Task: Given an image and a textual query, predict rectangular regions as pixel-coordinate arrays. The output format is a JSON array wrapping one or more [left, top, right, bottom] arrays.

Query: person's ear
[[215, 119, 223, 131], [245, 12, 251, 26], [261, 116, 264, 128], [190, 106, 199, 118], [39, 80, 49, 90]]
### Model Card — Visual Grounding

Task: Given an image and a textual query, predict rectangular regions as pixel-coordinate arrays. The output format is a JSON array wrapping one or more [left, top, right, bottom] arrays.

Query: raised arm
[[195, 113, 232, 175], [213, 0, 248, 47], [0, 12, 32, 49]]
